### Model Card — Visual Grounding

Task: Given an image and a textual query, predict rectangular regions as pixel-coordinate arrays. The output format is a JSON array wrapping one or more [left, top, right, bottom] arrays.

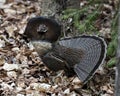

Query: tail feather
[[58, 35, 107, 83]]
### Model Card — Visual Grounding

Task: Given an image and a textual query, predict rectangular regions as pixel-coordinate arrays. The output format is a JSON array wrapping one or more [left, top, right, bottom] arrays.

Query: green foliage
[[62, 6, 100, 34], [106, 9, 118, 67], [107, 36, 117, 57], [107, 11, 118, 57], [107, 57, 117, 68]]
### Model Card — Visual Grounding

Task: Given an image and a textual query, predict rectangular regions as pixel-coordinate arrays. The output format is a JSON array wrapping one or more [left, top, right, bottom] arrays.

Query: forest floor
[[0, 0, 118, 96]]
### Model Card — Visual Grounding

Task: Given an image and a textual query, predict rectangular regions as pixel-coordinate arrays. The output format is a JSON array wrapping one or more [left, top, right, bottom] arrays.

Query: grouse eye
[[37, 24, 48, 33]]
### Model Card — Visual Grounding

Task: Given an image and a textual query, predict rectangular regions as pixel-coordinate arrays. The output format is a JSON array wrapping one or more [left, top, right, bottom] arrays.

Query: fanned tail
[[59, 35, 107, 83]]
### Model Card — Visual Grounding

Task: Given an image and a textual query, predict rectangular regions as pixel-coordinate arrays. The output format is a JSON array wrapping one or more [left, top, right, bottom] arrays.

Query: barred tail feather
[[59, 35, 107, 83]]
